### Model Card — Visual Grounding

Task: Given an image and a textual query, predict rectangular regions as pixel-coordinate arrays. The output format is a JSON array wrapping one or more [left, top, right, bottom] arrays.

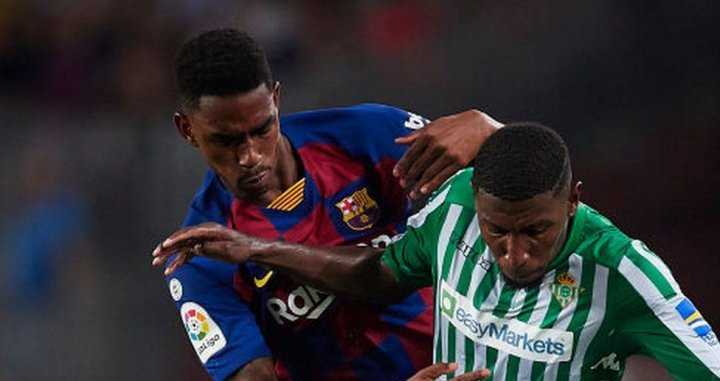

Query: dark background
[[0, 1, 718, 379]]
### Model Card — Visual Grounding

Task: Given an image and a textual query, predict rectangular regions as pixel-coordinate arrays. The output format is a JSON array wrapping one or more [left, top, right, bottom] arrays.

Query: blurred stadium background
[[0, 1, 718, 380]]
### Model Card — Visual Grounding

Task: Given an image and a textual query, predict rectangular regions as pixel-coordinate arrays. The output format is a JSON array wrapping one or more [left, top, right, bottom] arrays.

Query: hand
[[151, 222, 259, 276], [407, 362, 491, 381], [394, 110, 502, 200]]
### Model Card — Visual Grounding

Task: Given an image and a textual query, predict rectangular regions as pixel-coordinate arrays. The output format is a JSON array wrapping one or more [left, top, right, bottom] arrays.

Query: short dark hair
[[175, 28, 273, 109], [471, 122, 571, 201]]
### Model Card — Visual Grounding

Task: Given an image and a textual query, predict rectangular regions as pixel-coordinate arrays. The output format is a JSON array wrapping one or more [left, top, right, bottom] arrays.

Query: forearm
[[249, 240, 407, 302], [228, 357, 277, 381]]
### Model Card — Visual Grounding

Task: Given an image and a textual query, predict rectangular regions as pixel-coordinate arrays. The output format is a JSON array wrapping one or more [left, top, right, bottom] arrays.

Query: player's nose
[[238, 139, 262, 168]]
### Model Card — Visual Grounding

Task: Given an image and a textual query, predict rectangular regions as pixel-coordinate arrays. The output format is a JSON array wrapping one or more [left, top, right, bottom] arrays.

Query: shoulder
[[405, 168, 475, 230], [433, 167, 476, 208], [280, 104, 422, 149], [573, 205, 680, 300], [184, 170, 233, 226]]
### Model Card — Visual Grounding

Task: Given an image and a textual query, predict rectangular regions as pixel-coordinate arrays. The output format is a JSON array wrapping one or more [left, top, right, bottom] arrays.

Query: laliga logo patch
[[180, 302, 227, 363], [335, 188, 380, 231], [547, 271, 584, 308]]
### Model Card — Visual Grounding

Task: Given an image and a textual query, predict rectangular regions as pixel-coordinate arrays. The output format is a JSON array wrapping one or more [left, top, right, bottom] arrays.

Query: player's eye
[[486, 224, 508, 237], [213, 136, 238, 147]]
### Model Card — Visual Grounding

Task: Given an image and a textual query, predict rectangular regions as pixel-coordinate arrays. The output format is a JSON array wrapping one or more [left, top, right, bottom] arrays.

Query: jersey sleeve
[[614, 239, 720, 380], [381, 181, 453, 289], [164, 174, 271, 380]]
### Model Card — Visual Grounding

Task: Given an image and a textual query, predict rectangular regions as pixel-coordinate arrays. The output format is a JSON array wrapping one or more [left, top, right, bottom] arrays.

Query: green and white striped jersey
[[382, 169, 720, 381]]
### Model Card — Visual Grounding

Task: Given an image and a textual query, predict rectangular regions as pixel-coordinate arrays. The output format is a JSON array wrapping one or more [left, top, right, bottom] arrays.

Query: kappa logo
[[267, 285, 335, 325], [335, 188, 380, 231], [591, 352, 620, 372], [547, 271, 584, 308]]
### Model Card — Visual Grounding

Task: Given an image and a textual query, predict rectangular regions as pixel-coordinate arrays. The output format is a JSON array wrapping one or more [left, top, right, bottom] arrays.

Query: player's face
[[175, 83, 284, 203], [474, 184, 580, 289]]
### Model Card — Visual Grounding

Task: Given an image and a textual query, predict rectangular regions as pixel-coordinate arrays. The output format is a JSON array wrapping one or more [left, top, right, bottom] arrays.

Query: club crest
[[547, 271, 584, 308], [335, 188, 380, 231]]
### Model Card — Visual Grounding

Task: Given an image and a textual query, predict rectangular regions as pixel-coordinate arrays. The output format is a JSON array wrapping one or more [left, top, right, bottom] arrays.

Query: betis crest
[[548, 271, 584, 308], [335, 188, 380, 231]]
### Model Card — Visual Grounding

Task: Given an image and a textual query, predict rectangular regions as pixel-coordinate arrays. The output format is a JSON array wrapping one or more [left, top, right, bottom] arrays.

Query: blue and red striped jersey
[[166, 104, 433, 381]]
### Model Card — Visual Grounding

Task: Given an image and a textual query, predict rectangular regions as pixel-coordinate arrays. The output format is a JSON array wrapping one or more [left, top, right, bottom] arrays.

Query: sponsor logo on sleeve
[[169, 278, 183, 301], [180, 302, 227, 363], [675, 298, 718, 347], [335, 188, 380, 231], [439, 280, 574, 363]]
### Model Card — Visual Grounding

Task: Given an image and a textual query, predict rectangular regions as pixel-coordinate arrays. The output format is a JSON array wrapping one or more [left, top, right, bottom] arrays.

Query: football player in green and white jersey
[[154, 123, 720, 381]]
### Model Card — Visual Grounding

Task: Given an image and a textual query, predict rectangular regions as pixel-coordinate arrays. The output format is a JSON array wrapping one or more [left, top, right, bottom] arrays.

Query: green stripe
[[473, 266, 500, 307], [464, 337, 475, 373], [504, 355, 521, 381], [439, 207, 474, 280], [493, 284, 517, 317], [447, 323, 456, 367], [556, 257, 597, 381], [505, 288, 541, 381], [625, 246, 677, 299], [531, 361, 547, 380], [486, 347, 498, 380]]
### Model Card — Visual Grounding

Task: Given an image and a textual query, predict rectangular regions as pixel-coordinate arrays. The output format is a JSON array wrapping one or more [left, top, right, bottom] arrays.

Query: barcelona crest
[[547, 271, 584, 308], [335, 188, 380, 231]]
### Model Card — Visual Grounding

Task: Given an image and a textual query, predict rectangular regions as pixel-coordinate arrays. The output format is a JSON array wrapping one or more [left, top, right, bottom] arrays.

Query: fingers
[[411, 163, 461, 199], [394, 129, 421, 145], [152, 223, 225, 258], [403, 144, 442, 192], [162, 247, 197, 276], [394, 132, 427, 180], [449, 368, 491, 381], [407, 362, 458, 380]]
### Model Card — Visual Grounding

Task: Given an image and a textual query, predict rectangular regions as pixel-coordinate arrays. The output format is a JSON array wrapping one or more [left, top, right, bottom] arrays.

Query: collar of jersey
[[545, 203, 589, 271], [265, 177, 306, 212]]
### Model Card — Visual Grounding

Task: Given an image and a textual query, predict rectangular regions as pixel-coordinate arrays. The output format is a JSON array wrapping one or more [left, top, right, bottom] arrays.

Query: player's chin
[[502, 271, 544, 290]]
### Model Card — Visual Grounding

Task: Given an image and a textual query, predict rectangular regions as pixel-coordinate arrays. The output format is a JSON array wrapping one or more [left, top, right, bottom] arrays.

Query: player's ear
[[174, 111, 198, 147], [272, 81, 281, 109], [567, 181, 582, 217]]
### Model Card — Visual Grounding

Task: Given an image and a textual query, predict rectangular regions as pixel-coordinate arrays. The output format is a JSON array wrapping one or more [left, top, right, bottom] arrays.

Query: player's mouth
[[239, 169, 270, 187]]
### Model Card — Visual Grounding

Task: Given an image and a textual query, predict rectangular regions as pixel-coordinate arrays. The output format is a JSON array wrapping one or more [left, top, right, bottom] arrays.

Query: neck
[[263, 134, 301, 205]]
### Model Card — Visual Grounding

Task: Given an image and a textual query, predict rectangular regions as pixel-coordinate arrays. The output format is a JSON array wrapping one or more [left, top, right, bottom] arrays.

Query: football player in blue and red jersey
[[159, 29, 501, 381]]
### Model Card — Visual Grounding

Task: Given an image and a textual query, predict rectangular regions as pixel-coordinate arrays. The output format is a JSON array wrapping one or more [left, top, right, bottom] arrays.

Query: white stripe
[[472, 276, 505, 374], [447, 215, 481, 287], [435, 204, 463, 366], [449, 217, 482, 372], [492, 288, 527, 380], [618, 257, 720, 377], [517, 269, 557, 380], [406, 184, 451, 228], [569, 264, 609, 378], [458, 247, 493, 372], [544, 254, 584, 381], [630, 240, 680, 293]]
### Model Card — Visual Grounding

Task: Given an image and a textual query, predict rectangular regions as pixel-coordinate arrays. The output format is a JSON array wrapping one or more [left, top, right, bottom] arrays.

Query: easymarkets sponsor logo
[[440, 280, 573, 363]]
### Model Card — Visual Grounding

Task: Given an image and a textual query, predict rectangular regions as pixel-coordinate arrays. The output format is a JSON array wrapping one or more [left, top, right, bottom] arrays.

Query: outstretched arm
[[152, 222, 410, 302]]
